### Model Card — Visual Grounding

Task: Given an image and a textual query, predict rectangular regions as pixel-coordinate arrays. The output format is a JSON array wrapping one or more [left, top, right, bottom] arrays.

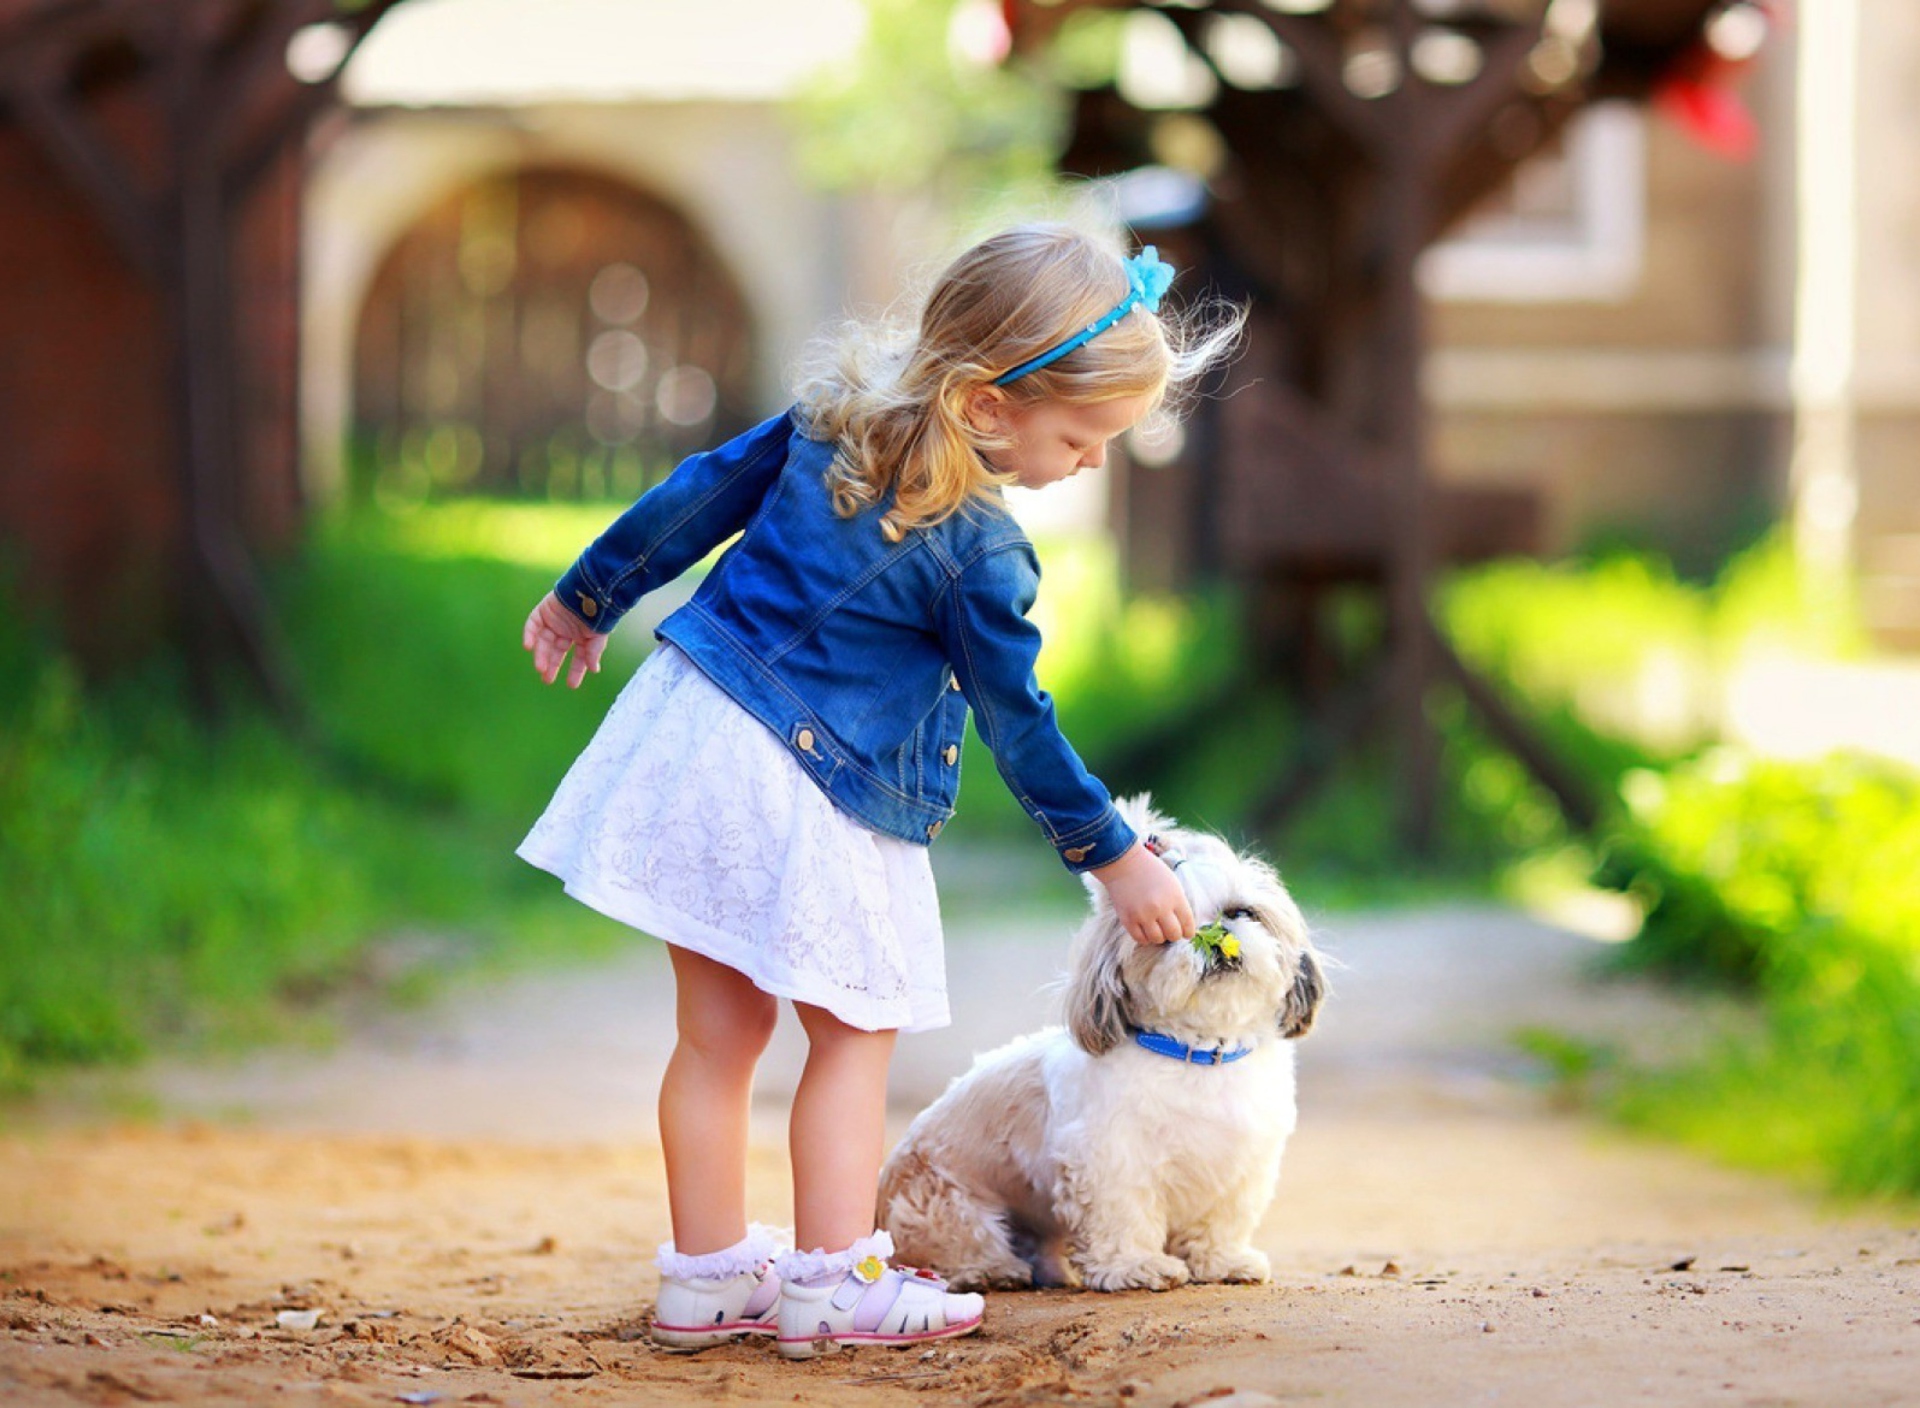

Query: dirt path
[[3, 900, 1916, 1407]]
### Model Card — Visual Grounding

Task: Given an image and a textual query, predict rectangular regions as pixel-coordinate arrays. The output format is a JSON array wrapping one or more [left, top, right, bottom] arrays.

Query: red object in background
[[1653, 0, 1782, 161], [1656, 72, 1759, 160]]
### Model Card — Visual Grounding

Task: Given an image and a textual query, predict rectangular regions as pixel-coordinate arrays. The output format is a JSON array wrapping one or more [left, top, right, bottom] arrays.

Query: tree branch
[[0, 63, 159, 276], [1213, 0, 1393, 154]]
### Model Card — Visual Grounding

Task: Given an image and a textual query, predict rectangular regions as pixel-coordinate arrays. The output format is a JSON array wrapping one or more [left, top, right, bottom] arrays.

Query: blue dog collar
[[1131, 1029, 1252, 1066]]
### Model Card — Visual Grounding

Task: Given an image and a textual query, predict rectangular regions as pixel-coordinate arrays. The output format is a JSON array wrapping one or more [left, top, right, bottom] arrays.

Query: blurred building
[[1057, 1, 1915, 649], [1420, 2, 1917, 643], [316, 0, 1919, 641], [3, 0, 1917, 667], [301, 0, 919, 511], [1422, 97, 1788, 568]]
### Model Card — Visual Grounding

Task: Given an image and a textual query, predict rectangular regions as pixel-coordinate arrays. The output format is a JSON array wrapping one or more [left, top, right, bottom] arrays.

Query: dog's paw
[[1078, 1252, 1192, 1293], [1183, 1247, 1271, 1285]]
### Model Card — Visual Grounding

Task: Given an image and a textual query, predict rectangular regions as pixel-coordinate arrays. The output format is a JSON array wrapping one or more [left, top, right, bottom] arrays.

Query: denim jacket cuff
[[554, 562, 623, 634], [1052, 808, 1138, 875]]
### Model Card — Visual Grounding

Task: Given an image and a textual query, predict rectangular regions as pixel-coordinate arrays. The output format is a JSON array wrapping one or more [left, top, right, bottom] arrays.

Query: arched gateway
[[351, 166, 755, 507]]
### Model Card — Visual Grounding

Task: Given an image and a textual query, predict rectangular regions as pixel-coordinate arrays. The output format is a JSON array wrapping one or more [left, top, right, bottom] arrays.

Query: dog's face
[[1063, 796, 1324, 1056]]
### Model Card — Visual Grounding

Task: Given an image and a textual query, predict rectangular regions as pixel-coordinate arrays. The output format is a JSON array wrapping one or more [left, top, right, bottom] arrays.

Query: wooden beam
[[199, 0, 334, 164], [1248, 659, 1394, 836], [0, 0, 129, 63], [1423, 21, 1549, 171], [223, 1, 399, 202], [145, 0, 303, 719], [171, 144, 308, 720], [0, 64, 159, 276], [223, 67, 330, 201], [1425, 614, 1601, 834], [1213, 0, 1394, 155], [1373, 148, 1440, 851]]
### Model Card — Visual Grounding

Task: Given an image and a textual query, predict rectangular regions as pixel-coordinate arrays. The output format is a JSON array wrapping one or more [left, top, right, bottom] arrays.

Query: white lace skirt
[[517, 644, 949, 1033]]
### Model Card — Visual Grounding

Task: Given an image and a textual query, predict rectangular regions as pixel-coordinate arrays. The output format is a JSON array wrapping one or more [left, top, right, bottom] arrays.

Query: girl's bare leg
[[660, 946, 780, 1255], [790, 1001, 897, 1253]]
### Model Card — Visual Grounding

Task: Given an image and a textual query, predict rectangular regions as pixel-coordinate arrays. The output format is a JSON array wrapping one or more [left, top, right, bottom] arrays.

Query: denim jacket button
[[926, 820, 943, 839], [796, 727, 816, 753], [1064, 844, 1092, 863], [942, 744, 958, 766], [577, 594, 598, 618], [948, 676, 962, 692]]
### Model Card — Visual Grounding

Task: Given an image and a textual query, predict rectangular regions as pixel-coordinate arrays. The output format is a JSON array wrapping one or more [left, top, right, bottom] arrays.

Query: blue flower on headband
[[991, 244, 1181, 386], [1128, 246, 1175, 313]]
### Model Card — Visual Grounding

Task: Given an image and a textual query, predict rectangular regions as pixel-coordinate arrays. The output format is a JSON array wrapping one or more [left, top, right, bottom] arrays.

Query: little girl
[[518, 223, 1240, 1358]]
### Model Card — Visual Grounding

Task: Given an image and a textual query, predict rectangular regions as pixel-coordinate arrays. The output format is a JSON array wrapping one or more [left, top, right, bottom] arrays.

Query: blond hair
[[795, 223, 1243, 537]]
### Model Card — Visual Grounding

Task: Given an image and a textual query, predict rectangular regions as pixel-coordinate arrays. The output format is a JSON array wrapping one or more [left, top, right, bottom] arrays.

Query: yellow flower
[[854, 1255, 887, 1284], [1192, 920, 1237, 959]]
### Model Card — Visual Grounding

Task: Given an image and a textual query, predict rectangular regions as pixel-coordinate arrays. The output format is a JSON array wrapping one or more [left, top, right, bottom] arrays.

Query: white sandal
[[651, 1225, 785, 1350], [774, 1232, 984, 1360]]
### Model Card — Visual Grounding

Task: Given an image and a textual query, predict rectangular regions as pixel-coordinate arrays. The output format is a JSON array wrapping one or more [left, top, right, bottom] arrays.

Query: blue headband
[[990, 246, 1177, 387]]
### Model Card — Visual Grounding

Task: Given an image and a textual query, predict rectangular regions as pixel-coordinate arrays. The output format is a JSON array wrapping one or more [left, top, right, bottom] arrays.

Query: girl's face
[[975, 393, 1151, 491]]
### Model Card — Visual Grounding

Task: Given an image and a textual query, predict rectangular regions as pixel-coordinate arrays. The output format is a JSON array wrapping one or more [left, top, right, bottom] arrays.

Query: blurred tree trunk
[[0, 0, 405, 715]]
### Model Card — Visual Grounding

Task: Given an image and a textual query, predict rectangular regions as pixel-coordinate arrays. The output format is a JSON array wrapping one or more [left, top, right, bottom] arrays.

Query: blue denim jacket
[[552, 409, 1137, 872]]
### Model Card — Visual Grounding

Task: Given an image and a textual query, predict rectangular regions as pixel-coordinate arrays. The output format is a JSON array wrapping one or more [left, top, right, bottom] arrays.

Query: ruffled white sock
[[774, 1230, 894, 1288], [656, 1223, 787, 1283]]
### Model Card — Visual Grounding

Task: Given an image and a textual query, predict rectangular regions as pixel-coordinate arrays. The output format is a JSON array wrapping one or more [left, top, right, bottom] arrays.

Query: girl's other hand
[[523, 592, 610, 688], [1091, 842, 1195, 946]]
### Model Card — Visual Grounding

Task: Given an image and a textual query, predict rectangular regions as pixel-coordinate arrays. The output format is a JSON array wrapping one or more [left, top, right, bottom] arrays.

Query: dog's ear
[[1278, 949, 1326, 1039], [1062, 918, 1131, 1055]]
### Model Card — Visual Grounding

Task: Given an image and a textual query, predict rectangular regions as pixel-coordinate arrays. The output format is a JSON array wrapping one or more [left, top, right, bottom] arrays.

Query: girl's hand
[[523, 592, 610, 688], [1091, 842, 1195, 946]]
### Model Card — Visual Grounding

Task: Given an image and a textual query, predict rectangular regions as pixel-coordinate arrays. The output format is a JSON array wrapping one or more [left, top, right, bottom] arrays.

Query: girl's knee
[[795, 1002, 897, 1055], [731, 991, 780, 1051], [682, 988, 777, 1059], [672, 949, 779, 1057]]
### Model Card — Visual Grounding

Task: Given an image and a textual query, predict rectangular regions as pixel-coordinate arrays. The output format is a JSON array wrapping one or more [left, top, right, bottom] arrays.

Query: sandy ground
[[3, 899, 1918, 1408]]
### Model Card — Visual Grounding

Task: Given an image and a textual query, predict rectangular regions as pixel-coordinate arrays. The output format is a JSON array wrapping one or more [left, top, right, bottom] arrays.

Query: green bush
[[5, 501, 1525, 1091], [1594, 752, 1920, 1196], [1010, 541, 1578, 903], [1597, 753, 1920, 985], [273, 502, 624, 822], [25, 490, 1897, 1176], [1442, 531, 1919, 1197], [0, 650, 569, 1089], [1440, 533, 1862, 774], [0, 520, 625, 1092]]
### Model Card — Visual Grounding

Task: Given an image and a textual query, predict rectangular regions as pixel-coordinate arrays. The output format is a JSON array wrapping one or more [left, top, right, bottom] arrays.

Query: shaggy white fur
[[878, 796, 1324, 1292]]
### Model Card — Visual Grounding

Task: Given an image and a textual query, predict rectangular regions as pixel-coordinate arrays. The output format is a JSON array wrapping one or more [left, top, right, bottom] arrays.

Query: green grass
[[19, 494, 1910, 1203], [1444, 534, 1920, 1199], [0, 647, 628, 1093], [0, 509, 651, 1094], [997, 538, 1580, 907], [271, 501, 626, 822], [23, 492, 1711, 1096], [1593, 752, 1920, 1197], [1, 500, 1518, 1093]]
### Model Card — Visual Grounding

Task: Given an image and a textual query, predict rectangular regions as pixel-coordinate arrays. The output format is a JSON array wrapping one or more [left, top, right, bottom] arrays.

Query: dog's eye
[[1221, 906, 1255, 922]]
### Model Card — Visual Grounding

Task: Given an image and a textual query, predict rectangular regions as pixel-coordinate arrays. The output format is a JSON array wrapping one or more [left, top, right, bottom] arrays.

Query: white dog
[[878, 797, 1324, 1293]]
